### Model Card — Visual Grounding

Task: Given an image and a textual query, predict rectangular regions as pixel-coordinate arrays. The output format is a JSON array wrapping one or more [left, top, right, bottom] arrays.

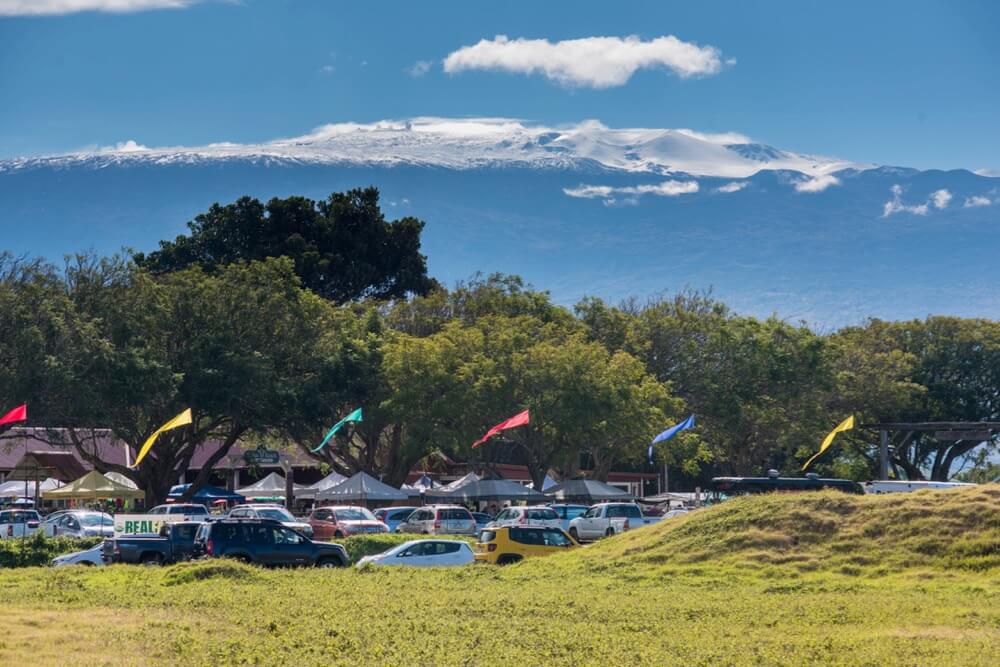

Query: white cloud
[[319, 65, 335, 76], [0, 0, 199, 15], [794, 174, 840, 193], [564, 179, 699, 203], [443, 34, 730, 88], [716, 181, 747, 193], [882, 184, 929, 217], [964, 195, 993, 208], [974, 168, 999, 177], [407, 60, 433, 77], [930, 189, 952, 209], [98, 140, 148, 153]]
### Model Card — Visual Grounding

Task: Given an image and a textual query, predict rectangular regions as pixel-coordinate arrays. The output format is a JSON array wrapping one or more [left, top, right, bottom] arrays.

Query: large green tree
[[32, 257, 342, 504], [135, 187, 435, 303]]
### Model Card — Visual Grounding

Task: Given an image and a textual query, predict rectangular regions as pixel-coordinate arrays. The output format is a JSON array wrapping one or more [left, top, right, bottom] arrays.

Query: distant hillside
[[551, 485, 1000, 577]]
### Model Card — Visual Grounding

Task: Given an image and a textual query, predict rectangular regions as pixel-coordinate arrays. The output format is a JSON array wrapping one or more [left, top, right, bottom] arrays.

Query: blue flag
[[648, 414, 695, 463], [311, 408, 363, 453]]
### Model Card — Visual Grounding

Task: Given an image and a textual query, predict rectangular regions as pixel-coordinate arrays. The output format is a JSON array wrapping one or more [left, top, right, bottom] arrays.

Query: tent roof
[[0, 477, 62, 499], [316, 471, 408, 502], [42, 470, 145, 500], [297, 471, 348, 499], [428, 478, 546, 502], [543, 478, 632, 502], [439, 472, 479, 492], [104, 472, 139, 490], [168, 484, 245, 502], [236, 472, 307, 499]]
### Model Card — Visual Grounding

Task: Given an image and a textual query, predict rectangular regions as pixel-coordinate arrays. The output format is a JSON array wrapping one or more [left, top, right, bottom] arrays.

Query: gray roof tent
[[236, 472, 308, 499], [543, 478, 633, 503], [427, 478, 547, 503], [315, 471, 409, 502], [297, 471, 348, 500]]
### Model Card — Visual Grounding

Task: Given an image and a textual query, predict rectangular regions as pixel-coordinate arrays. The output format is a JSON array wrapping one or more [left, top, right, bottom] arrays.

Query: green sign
[[244, 445, 280, 465]]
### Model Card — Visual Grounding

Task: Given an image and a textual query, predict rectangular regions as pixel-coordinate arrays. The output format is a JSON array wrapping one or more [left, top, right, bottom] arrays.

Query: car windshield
[[79, 513, 113, 527], [335, 508, 375, 522], [256, 508, 294, 521]]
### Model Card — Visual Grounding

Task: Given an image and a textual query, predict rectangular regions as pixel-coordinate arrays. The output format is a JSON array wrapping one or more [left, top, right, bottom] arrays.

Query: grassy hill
[[1, 487, 997, 666]]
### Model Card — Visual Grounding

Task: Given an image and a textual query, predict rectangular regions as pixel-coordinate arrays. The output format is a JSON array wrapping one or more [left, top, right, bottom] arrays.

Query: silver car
[[42, 511, 115, 539], [51, 542, 106, 567], [227, 504, 313, 537], [396, 505, 477, 536]]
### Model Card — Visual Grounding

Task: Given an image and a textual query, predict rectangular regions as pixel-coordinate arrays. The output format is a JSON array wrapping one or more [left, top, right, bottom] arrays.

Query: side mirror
[[397, 551, 409, 558]]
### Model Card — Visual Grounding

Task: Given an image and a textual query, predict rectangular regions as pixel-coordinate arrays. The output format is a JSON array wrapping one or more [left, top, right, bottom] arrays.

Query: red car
[[307, 506, 388, 539]]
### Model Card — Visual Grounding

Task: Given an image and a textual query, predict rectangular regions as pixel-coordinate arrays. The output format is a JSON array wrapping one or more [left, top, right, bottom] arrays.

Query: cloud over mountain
[[0, 0, 199, 15], [443, 35, 729, 88]]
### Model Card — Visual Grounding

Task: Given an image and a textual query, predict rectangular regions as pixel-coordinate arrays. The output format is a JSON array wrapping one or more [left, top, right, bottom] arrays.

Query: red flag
[[0, 404, 27, 427], [472, 410, 530, 448]]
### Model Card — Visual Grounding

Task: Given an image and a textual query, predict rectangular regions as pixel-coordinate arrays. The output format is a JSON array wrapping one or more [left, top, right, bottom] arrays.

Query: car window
[[185, 505, 209, 515], [404, 543, 427, 556], [440, 509, 471, 521], [479, 530, 496, 543], [175, 524, 197, 541], [438, 542, 461, 554], [542, 530, 572, 547], [509, 528, 541, 545], [314, 510, 334, 521], [148, 507, 163, 515], [390, 510, 413, 521], [335, 508, 375, 522], [583, 508, 599, 518], [273, 527, 303, 545], [256, 508, 294, 522], [195, 524, 210, 542], [624, 505, 642, 519], [566, 507, 587, 520], [528, 509, 558, 520]]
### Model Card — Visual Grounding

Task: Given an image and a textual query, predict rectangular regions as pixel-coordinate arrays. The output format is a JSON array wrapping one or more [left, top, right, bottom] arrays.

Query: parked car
[[355, 539, 475, 568], [548, 504, 591, 532], [148, 503, 211, 518], [474, 526, 579, 565], [42, 510, 114, 539], [662, 509, 689, 519], [227, 504, 313, 537], [192, 519, 348, 567], [471, 512, 494, 531], [51, 542, 106, 567], [488, 505, 561, 530], [396, 505, 477, 536], [374, 506, 417, 533], [102, 521, 201, 565], [0, 509, 42, 539], [567, 502, 649, 542], [307, 506, 388, 539]]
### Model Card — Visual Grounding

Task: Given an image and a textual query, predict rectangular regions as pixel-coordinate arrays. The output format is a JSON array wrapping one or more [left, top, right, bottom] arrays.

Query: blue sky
[[1, 0, 998, 171]]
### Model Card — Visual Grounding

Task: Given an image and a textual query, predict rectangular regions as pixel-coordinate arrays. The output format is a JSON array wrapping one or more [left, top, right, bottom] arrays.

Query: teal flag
[[311, 408, 363, 453]]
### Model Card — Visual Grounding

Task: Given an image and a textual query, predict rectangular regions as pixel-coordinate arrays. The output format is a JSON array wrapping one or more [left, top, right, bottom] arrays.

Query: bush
[[0, 531, 102, 568]]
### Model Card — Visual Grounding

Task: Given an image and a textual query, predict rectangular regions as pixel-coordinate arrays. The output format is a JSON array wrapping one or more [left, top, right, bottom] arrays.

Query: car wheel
[[605, 527, 615, 538], [569, 528, 580, 541], [232, 554, 252, 565], [317, 556, 344, 569], [496, 554, 522, 566], [140, 553, 163, 566], [333, 531, 344, 538]]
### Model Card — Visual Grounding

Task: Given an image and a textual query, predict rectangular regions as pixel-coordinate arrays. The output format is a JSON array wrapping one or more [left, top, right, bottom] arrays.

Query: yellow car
[[474, 525, 580, 565]]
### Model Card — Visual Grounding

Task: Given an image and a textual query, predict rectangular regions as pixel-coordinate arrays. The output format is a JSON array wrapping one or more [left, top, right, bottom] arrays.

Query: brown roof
[[5, 451, 88, 482]]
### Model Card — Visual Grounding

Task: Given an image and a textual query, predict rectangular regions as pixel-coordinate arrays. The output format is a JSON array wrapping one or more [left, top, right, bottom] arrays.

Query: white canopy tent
[[104, 472, 139, 490], [236, 472, 308, 500], [316, 471, 408, 503], [438, 472, 479, 492], [297, 471, 348, 500], [0, 477, 62, 499]]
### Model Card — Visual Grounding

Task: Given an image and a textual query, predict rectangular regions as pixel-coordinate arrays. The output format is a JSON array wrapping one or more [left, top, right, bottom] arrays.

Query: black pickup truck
[[193, 518, 349, 567], [102, 522, 201, 565]]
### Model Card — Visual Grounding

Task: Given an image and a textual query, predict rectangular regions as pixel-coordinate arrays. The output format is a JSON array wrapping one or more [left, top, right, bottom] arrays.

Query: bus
[[710, 471, 864, 499]]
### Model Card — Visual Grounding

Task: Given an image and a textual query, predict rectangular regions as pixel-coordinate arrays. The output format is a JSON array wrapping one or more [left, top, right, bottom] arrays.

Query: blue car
[[374, 506, 418, 533], [472, 512, 494, 532]]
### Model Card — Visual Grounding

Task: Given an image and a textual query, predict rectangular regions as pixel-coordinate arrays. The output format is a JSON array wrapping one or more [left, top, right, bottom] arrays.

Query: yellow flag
[[130, 408, 193, 469], [802, 415, 855, 471]]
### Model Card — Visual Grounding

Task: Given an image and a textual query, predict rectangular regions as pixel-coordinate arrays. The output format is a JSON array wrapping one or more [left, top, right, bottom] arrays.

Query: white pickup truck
[[0, 509, 43, 539], [567, 503, 652, 541]]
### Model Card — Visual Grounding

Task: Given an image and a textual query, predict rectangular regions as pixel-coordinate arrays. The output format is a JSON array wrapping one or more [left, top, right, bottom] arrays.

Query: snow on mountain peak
[[1, 117, 867, 178]]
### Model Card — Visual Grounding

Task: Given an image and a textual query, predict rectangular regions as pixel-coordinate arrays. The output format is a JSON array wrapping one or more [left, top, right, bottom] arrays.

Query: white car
[[0, 509, 42, 539], [355, 539, 475, 568], [567, 503, 649, 542], [396, 505, 477, 536], [488, 506, 561, 530], [227, 503, 313, 537], [51, 542, 106, 567], [42, 511, 115, 539]]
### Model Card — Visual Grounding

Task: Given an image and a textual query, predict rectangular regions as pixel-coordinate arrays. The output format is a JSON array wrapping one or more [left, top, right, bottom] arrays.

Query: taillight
[[623, 519, 630, 531], [28, 521, 39, 528], [519, 514, 526, 524], [6, 525, 11, 537], [487, 544, 497, 552], [206, 538, 214, 555], [433, 517, 441, 530]]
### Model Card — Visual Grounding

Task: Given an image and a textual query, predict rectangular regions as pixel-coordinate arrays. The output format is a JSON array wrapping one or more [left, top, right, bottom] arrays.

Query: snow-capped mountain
[[0, 117, 864, 179], [0, 117, 998, 326]]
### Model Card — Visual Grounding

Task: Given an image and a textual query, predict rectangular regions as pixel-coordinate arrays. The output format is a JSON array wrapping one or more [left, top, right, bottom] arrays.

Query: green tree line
[[1, 187, 997, 503]]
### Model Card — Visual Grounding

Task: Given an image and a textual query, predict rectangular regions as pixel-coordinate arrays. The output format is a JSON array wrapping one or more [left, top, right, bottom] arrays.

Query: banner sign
[[244, 445, 280, 465], [113, 513, 208, 535]]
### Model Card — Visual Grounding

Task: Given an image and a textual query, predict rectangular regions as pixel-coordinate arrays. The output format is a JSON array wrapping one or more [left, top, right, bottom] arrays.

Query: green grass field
[[1, 486, 997, 666]]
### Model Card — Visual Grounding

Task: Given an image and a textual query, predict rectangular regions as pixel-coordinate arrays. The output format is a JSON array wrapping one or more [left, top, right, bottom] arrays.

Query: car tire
[[496, 554, 522, 566], [232, 554, 252, 565], [333, 531, 344, 538], [569, 528, 580, 542], [317, 556, 344, 569], [605, 528, 615, 538], [140, 553, 163, 566]]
